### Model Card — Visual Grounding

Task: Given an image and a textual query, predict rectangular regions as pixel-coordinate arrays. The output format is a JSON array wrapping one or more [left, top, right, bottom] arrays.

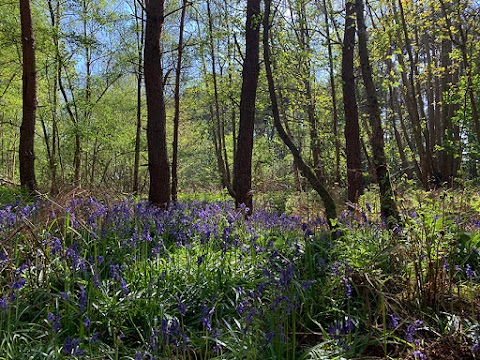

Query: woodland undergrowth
[[0, 187, 479, 359]]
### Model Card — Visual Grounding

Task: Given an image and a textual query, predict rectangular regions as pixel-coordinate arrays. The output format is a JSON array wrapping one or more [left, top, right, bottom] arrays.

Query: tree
[[264, 0, 337, 228], [356, 0, 399, 225], [342, 0, 363, 204], [233, 0, 261, 212], [144, 0, 170, 207], [321, 0, 342, 184], [133, 0, 145, 195], [171, 0, 189, 202], [19, 0, 37, 192]]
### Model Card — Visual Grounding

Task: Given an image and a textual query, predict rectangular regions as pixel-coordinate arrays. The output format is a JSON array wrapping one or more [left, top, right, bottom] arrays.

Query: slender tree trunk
[[356, 0, 399, 226], [439, 35, 455, 182], [395, 94, 423, 179], [47, 0, 61, 193], [144, 0, 170, 207], [90, 138, 99, 185], [384, 46, 414, 180], [322, 0, 341, 184], [19, 0, 37, 192], [233, 0, 261, 212], [171, 0, 188, 202], [424, 30, 437, 162], [392, 0, 432, 188], [342, 0, 363, 204], [204, 0, 234, 196], [133, 0, 145, 195], [82, 0, 91, 188], [389, 87, 413, 179], [264, 0, 337, 227], [293, 0, 324, 180]]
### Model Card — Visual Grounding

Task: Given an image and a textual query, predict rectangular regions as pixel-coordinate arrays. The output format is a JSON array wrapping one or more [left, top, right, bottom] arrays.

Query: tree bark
[[356, 0, 399, 226], [144, 0, 170, 207], [233, 0, 261, 212], [342, 0, 363, 204], [19, 0, 37, 192]]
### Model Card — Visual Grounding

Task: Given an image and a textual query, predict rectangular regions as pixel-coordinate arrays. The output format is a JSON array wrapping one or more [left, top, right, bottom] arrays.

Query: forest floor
[[0, 186, 479, 359]]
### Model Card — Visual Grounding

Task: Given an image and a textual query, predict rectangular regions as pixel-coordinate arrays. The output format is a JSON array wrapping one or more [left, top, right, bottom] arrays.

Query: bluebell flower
[[389, 314, 399, 329], [50, 237, 63, 255], [79, 285, 87, 313], [90, 331, 100, 344], [332, 262, 342, 276], [0, 251, 7, 264], [361, 210, 368, 223], [63, 336, 84, 355], [412, 350, 427, 359], [279, 263, 295, 287], [0, 295, 8, 310], [265, 330, 275, 345], [48, 312, 60, 332], [239, 203, 250, 214], [466, 264, 475, 280], [344, 317, 355, 333], [93, 274, 101, 288], [443, 256, 449, 271], [177, 297, 187, 316], [83, 315, 91, 330], [328, 322, 343, 337], [236, 299, 249, 316], [14, 263, 29, 275], [120, 278, 130, 296], [9, 279, 26, 290], [343, 277, 352, 298], [405, 320, 423, 342], [201, 302, 214, 332], [301, 280, 314, 290]]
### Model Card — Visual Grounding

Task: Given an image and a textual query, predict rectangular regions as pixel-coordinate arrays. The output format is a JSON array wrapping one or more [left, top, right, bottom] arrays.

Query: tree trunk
[[323, 0, 341, 184], [133, 0, 145, 195], [144, 0, 170, 207], [342, 0, 363, 204], [264, 0, 337, 228], [204, 0, 234, 196], [393, 0, 433, 188], [233, 0, 261, 212], [19, 0, 37, 192], [171, 0, 188, 202], [47, 0, 61, 194], [356, 0, 399, 226]]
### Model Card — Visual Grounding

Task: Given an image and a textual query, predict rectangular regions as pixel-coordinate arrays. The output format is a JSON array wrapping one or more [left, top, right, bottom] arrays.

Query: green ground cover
[[0, 189, 479, 359]]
